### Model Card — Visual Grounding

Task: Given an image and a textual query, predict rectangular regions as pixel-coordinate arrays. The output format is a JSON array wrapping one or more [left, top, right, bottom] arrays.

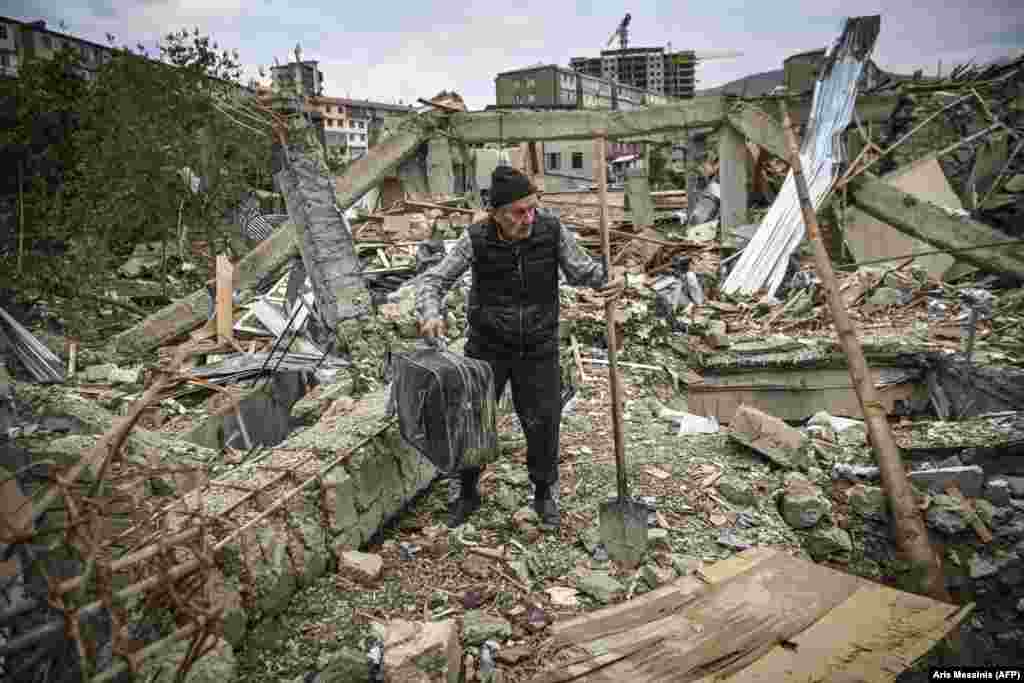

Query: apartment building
[[270, 60, 323, 98], [0, 17, 113, 80], [570, 47, 697, 99], [492, 64, 659, 192], [309, 96, 412, 160], [494, 63, 667, 111]]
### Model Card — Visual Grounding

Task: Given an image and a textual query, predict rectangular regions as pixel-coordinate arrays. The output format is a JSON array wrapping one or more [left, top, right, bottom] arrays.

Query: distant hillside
[[697, 69, 784, 97]]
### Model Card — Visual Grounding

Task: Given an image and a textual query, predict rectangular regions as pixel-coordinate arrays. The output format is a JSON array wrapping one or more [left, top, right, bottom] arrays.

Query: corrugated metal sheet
[[722, 17, 880, 298]]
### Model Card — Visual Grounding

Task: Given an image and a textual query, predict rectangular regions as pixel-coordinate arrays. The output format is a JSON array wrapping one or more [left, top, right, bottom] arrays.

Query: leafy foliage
[[1, 28, 271, 317]]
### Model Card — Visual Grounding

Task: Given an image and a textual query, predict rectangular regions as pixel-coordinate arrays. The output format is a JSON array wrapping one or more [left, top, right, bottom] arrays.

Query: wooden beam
[[850, 175, 1024, 279], [215, 254, 234, 345], [719, 123, 749, 232], [450, 97, 727, 143]]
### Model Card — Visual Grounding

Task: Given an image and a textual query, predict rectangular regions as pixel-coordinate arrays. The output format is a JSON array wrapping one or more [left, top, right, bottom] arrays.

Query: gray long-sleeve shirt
[[416, 219, 607, 322]]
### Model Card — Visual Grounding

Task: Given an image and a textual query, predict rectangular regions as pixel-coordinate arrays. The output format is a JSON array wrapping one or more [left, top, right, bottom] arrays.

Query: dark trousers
[[466, 348, 561, 488]]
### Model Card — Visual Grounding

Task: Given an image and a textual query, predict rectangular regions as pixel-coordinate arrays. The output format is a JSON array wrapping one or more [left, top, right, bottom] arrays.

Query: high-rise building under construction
[[570, 47, 697, 99]]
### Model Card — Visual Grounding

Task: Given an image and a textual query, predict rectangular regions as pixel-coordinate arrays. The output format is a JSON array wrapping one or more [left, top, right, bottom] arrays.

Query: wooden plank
[[534, 549, 865, 683], [216, 254, 234, 345], [450, 98, 727, 144], [723, 584, 971, 682]]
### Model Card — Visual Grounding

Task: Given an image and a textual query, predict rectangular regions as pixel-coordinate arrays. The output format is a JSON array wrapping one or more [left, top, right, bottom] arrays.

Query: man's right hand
[[420, 318, 446, 339]]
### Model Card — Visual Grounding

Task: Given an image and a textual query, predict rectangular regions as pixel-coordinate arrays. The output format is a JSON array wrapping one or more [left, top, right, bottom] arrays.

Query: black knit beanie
[[490, 166, 536, 209]]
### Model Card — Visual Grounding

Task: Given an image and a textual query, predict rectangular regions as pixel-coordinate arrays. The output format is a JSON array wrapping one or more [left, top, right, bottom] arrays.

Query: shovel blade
[[599, 499, 649, 570]]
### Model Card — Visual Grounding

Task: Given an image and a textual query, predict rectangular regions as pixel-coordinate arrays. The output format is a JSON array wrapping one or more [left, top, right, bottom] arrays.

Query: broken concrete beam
[[372, 619, 462, 683], [719, 122, 749, 232], [449, 98, 727, 143], [427, 137, 456, 196], [729, 404, 812, 470], [111, 227, 298, 356], [335, 122, 431, 204], [845, 156, 965, 280], [850, 176, 1024, 280], [277, 118, 371, 329], [625, 170, 654, 228], [727, 104, 787, 161], [909, 466, 986, 499]]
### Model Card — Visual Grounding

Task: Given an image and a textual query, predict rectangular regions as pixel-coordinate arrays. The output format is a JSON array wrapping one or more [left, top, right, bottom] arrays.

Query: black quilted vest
[[466, 214, 560, 359]]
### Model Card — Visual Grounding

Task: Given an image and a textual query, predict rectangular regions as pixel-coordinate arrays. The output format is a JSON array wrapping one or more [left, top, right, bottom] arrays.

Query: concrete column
[[426, 137, 455, 196], [718, 123, 748, 233], [625, 169, 654, 228], [685, 130, 703, 223]]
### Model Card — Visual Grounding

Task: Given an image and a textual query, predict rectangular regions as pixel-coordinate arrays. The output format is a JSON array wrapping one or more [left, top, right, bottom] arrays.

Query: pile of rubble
[[4, 38, 1024, 682]]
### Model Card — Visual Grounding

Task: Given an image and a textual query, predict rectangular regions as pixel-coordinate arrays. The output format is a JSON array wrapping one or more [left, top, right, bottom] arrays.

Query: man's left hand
[[593, 277, 625, 302]]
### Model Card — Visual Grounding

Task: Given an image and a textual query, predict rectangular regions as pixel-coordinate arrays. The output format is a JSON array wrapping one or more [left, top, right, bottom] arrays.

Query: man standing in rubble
[[417, 166, 621, 530]]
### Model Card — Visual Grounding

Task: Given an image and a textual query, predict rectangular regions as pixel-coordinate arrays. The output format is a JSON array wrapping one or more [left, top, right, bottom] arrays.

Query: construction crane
[[606, 13, 631, 50], [694, 49, 744, 61]]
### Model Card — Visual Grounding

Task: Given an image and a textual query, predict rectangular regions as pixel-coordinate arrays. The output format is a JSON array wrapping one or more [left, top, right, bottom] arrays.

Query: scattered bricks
[[908, 466, 985, 498], [372, 619, 461, 683], [463, 610, 512, 645], [337, 549, 384, 584], [729, 405, 812, 470]]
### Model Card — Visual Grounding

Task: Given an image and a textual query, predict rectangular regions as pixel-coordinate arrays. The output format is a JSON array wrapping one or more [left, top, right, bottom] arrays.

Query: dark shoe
[[447, 493, 481, 528], [533, 486, 561, 530], [447, 469, 482, 528]]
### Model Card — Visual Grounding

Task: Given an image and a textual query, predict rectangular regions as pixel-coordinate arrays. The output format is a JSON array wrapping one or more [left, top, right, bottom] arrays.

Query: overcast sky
[[4, 0, 1022, 110]]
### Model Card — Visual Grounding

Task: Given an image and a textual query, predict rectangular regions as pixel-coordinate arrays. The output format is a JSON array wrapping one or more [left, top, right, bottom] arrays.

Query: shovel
[[593, 138, 648, 570]]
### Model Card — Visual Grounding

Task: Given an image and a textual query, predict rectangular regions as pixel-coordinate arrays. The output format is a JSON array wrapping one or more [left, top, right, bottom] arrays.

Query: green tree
[[0, 28, 271, 327]]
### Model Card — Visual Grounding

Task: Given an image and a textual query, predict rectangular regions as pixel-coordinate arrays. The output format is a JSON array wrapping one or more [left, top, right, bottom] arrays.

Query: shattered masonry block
[[336, 549, 384, 584], [908, 466, 985, 499], [729, 404, 812, 470], [372, 619, 462, 683]]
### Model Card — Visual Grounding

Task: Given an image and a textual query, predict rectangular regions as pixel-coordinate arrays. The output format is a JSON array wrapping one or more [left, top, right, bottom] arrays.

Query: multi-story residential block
[[308, 96, 412, 161], [270, 60, 323, 98], [0, 17, 114, 80], [492, 64, 661, 191], [494, 63, 667, 111], [570, 47, 697, 99]]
